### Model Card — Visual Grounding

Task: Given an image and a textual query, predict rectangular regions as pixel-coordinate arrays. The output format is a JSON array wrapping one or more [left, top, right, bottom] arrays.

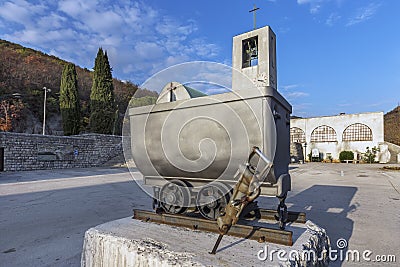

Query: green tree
[[89, 48, 116, 134], [364, 146, 379, 163], [60, 63, 81, 135]]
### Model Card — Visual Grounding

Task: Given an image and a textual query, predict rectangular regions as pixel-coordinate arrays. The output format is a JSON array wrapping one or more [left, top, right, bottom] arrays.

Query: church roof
[[184, 86, 207, 98]]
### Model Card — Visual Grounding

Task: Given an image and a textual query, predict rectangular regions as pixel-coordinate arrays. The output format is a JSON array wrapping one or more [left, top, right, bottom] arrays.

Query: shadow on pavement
[[288, 185, 358, 267], [0, 167, 134, 184]]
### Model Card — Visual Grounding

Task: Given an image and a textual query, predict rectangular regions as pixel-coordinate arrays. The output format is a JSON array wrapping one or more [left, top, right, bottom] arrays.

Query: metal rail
[[133, 209, 297, 246], [259, 208, 306, 223]]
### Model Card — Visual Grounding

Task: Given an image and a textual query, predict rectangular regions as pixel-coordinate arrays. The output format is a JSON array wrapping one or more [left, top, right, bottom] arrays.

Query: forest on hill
[[0, 39, 157, 134]]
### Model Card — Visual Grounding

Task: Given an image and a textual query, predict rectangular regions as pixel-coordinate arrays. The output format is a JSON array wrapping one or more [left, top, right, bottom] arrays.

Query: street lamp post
[[42, 87, 51, 135]]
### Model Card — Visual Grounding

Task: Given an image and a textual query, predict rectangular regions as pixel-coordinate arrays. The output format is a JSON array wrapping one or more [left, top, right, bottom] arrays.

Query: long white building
[[290, 112, 384, 161]]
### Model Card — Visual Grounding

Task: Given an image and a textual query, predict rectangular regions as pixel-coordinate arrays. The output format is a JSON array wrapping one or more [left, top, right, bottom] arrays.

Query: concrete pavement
[[0, 168, 151, 267], [0, 163, 399, 266], [273, 163, 400, 267]]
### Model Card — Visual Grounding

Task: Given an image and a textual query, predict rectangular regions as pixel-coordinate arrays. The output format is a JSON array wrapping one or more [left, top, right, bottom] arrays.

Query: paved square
[[0, 163, 399, 266]]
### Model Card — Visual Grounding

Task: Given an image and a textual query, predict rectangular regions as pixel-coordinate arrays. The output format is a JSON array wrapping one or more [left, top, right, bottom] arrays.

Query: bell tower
[[232, 25, 277, 91]]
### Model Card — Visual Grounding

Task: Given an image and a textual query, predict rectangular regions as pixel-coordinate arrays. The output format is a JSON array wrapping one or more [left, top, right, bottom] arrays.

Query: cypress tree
[[89, 48, 116, 134], [60, 63, 81, 135]]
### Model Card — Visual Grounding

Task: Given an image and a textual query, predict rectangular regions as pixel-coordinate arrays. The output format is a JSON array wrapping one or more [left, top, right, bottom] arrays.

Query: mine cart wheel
[[160, 179, 191, 214], [196, 182, 231, 220]]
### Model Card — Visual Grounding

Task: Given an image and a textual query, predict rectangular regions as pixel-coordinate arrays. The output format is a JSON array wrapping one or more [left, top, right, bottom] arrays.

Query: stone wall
[[0, 132, 122, 172], [385, 141, 400, 163]]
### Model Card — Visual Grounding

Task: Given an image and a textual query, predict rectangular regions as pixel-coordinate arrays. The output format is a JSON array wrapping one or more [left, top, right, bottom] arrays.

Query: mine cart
[[128, 26, 292, 224]]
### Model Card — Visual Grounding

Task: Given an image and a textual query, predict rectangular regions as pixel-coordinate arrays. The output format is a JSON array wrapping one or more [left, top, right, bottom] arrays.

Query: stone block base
[[81, 216, 330, 266]]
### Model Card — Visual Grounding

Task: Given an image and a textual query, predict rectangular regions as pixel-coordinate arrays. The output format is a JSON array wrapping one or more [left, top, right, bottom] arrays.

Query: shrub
[[339, 151, 354, 161], [364, 146, 380, 163]]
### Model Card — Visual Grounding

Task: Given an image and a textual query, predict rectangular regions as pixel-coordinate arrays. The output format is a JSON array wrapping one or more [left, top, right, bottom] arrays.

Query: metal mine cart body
[[128, 26, 292, 220]]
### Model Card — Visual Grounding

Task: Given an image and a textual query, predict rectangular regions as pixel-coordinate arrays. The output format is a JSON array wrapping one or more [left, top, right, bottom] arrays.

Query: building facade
[[290, 112, 384, 161]]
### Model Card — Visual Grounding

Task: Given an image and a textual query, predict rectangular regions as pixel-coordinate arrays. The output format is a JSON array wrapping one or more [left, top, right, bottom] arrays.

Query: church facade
[[290, 112, 384, 161]]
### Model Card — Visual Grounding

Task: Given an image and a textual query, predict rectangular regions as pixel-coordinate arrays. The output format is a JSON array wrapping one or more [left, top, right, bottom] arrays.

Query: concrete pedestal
[[81, 216, 330, 267]]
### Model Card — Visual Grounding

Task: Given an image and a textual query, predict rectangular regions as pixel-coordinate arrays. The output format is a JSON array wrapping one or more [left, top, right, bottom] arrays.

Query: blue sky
[[0, 0, 399, 117]]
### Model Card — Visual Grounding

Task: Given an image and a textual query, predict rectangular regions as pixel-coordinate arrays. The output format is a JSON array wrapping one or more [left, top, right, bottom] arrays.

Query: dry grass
[[381, 166, 400, 171]]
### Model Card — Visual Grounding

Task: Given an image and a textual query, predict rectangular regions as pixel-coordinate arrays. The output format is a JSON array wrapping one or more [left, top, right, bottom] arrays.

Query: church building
[[290, 112, 385, 161]]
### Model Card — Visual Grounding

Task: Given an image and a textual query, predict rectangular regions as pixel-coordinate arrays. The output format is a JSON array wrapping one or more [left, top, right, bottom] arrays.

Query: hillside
[[1, 39, 397, 139], [384, 106, 400, 146], [0, 39, 157, 134]]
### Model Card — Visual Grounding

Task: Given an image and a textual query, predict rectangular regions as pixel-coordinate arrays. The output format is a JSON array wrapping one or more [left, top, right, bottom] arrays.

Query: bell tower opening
[[242, 36, 258, 68]]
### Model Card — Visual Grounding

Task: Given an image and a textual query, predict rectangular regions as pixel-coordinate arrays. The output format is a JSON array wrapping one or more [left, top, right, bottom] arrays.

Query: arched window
[[310, 125, 337, 142], [290, 127, 306, 143], [342, 123, 373, 141]]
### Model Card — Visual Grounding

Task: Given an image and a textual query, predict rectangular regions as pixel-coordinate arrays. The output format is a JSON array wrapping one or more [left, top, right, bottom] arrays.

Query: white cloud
[[58, 0, 97, 18], [310, 5, 321, 14], [0, 0, 46, 26], [326, 13, 341, 26], [286, 91, 309, 98], [297, 0, 313, 4], [291, 102, 312, 117], [280, 84, 301, 91], [188, 39, 220, 58], [134, 42, 164, 60], [0, 0, 220, 83], [156, 18, 197, 37], [280, 84, 309, 101], [367, 100, 391, 107], [337, 102, 353, 107], [37, 13, 67, 30], [85, 11, 125, 35], [346, 2, 381, 26], [297, 0, 325, 14]]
